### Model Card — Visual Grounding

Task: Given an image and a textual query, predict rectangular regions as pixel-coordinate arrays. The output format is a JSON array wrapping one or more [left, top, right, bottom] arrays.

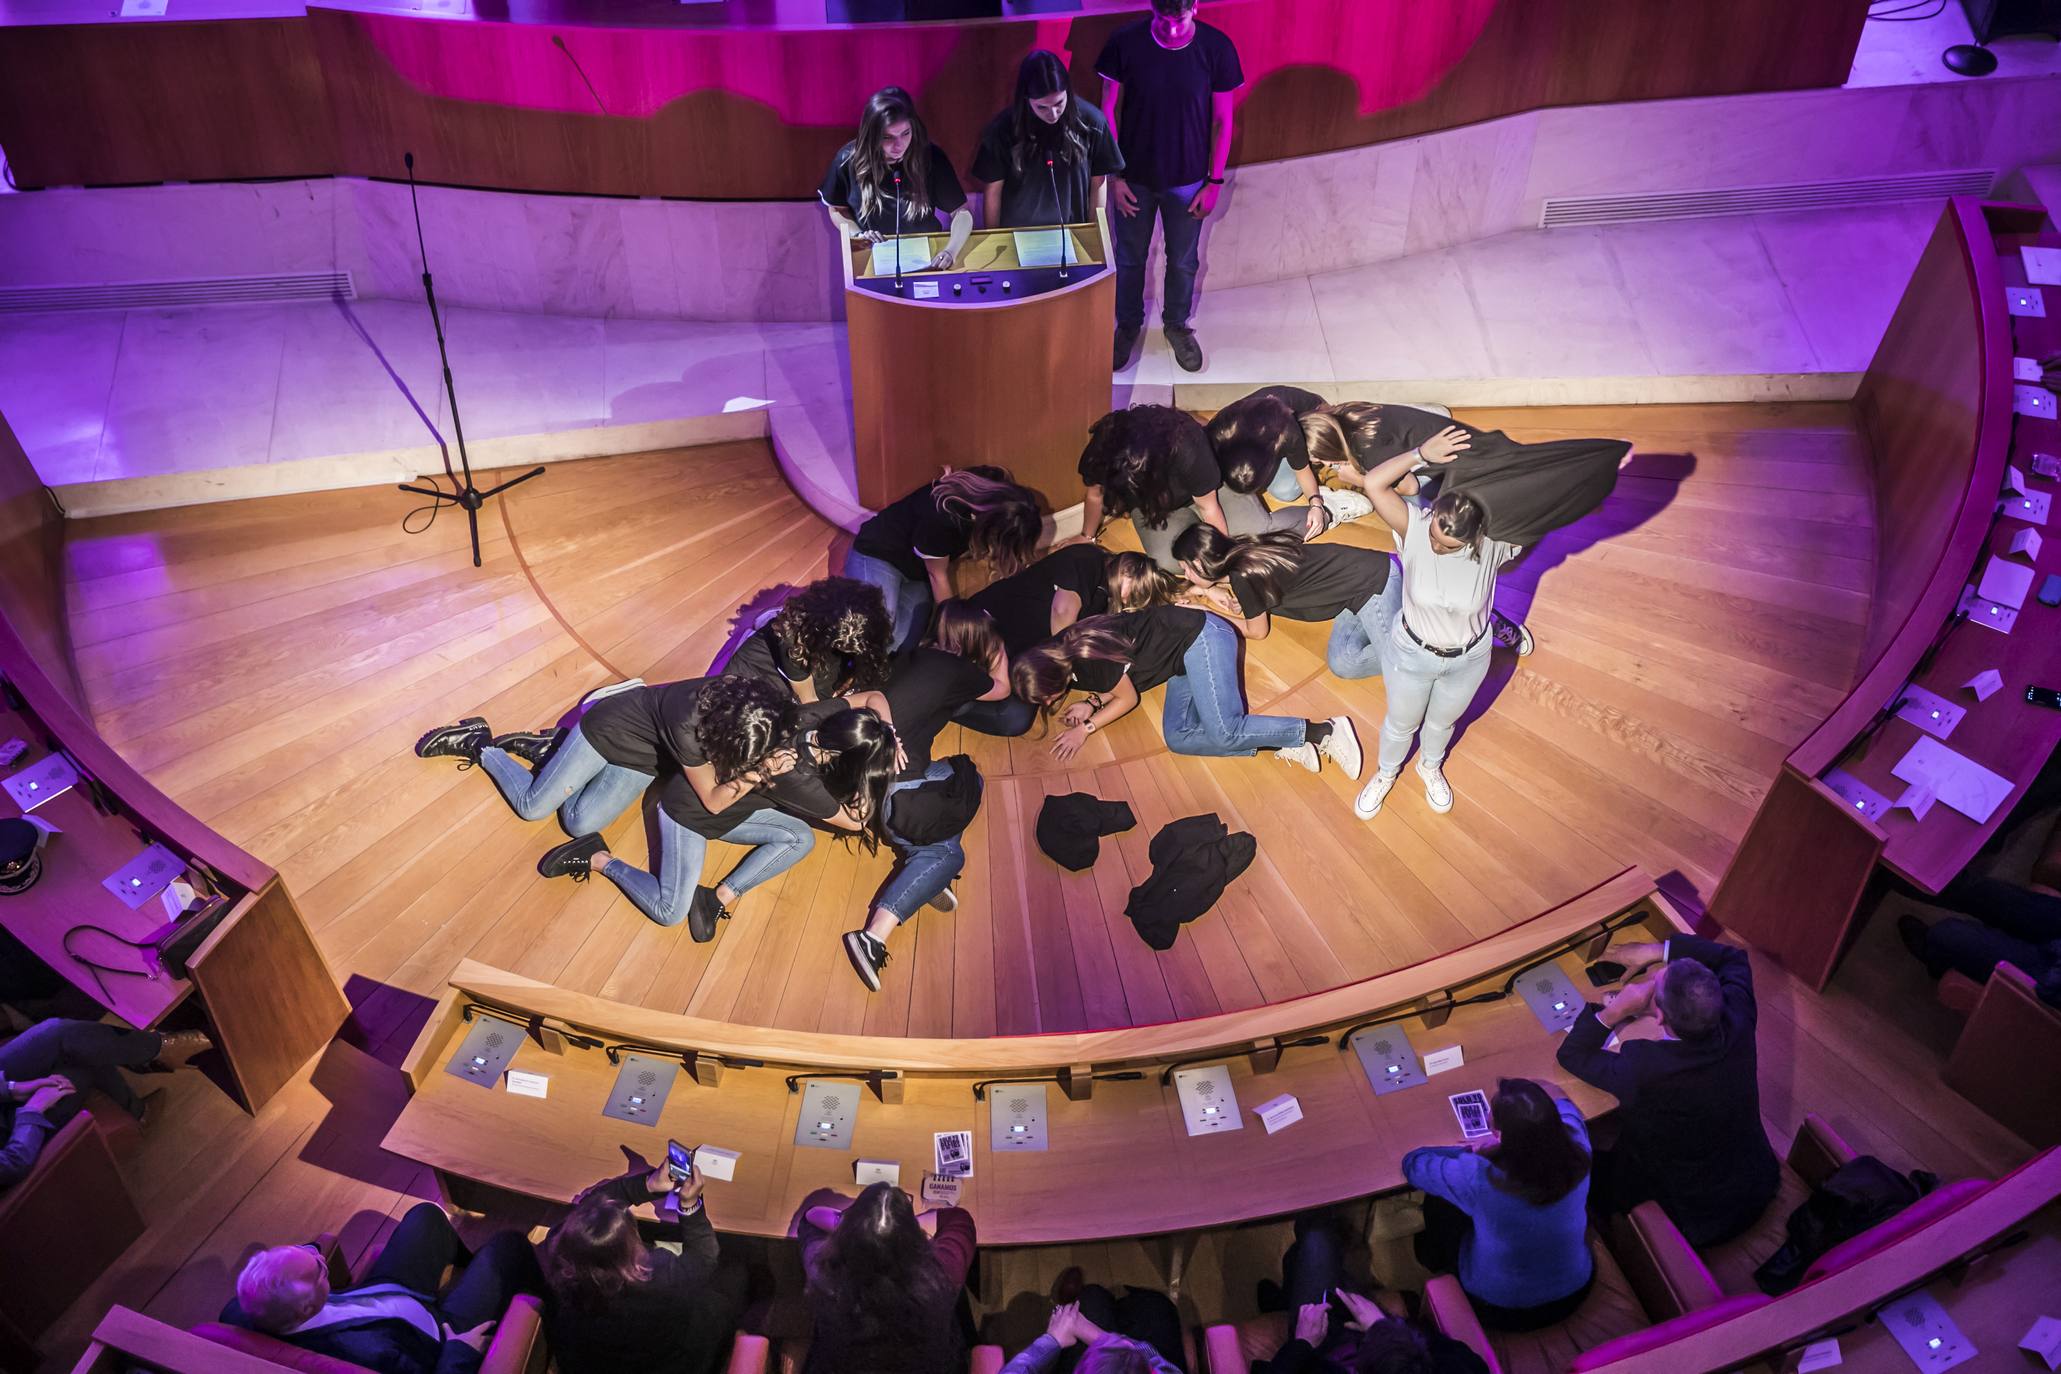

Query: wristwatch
[[1205, 175, 1225, 185]]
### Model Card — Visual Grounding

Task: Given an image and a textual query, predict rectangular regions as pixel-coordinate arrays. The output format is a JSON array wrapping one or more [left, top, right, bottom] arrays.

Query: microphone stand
[[891, 171, 905, 294], [1046, 157, 1070, 281], [394, 152, 545, 568]]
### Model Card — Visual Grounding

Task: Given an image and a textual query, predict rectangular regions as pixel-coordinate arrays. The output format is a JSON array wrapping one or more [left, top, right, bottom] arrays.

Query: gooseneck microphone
[[1046, 157, 1071, 281], [892, 170, 904, 293]]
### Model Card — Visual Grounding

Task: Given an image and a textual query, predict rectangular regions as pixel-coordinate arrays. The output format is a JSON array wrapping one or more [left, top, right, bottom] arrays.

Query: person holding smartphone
[[539, 1156, 747, 1374], [972, 49, 1125, 230], [820, 86, 972, 271]]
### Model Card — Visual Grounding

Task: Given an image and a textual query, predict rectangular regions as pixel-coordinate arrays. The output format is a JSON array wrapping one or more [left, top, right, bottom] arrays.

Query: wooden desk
[[383, 869, 1687, 1244], [1712, 199, 2061, 988]]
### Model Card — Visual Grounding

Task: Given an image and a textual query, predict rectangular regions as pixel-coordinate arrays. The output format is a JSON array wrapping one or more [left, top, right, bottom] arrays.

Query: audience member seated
[[1557, 936, 1779, 1247], [799, 1182, 976, 1373], [1402, 1078, 1594, 1330], [1, 1017, 209, 1186], [1897, 874, 2061, 1007], [539, 1159, 747, 1374], [1003, 1295, 1183, 1374], [228, 1203, 542, 1374]]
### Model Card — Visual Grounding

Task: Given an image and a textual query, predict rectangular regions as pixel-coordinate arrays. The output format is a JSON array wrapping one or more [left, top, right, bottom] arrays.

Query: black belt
[[1401, 616, 1488, 659]]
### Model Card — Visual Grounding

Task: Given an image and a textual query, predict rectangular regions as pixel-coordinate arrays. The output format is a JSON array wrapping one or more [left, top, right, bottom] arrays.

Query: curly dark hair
[[767, 577, 893, 695], [692, 675, 797, 786], [804, 1183, 960, 1373], [1083, 405, 1211, 529]]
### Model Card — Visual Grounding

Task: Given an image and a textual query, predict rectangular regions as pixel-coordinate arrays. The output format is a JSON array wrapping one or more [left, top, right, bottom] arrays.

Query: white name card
[[1423, 1046, 1466, 1076], [693, 1146, 739, 1182], [505, 1071, 549, 1098], [1253, 1094, 1303, 1134]]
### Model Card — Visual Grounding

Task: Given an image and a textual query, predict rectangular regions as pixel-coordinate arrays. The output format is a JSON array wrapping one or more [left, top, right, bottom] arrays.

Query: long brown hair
[[1010, 615, 1134, 715], [1104, 551, 1184, 611], [805, 1182, 959, 1372], [850, 87, 935, 223], [540, 1191, 654, 1314], [933, 467, 1041, 577], [929, 599, 1008, 677], [1299, 401, 1384, 472], [1169, 525, 1303, 609], [1483, 1078, 1591, 1207]]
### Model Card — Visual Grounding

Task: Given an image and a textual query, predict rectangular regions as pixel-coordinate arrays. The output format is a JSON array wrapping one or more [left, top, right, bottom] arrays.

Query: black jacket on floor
[[1126, 815, 1255, 950]]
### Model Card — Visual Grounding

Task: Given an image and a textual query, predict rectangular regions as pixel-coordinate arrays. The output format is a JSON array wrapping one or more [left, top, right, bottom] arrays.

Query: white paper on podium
[[1012, 228, 1068, 267], [2012, 528, 2044, 561], [1978, 556, 2035, 609], [2020, 356, 2047, 382], [867, 235, 933, 275], [2025, 245, 2061, 284], [1892, 737, 2013, 825], [1965, 669, 2003, 701]]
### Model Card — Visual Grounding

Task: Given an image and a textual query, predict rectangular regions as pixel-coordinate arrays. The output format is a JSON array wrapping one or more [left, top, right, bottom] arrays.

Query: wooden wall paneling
[[0, 1114, 145, 1341], [1943, 964, 2061, 1149], [186, 877, 351, 1112], [0, 409, 81, 709], [1708, 768, 1884, 989], [0, 0, 1870, 198]]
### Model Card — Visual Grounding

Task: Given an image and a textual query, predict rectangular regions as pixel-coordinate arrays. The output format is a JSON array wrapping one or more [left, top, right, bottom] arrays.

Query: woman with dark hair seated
[[539, 1159, 747, 1374], [1169, 525, 1400, 680], [800, 1182, 977, 1374], [1078, 405, 1326, 572], [723, 576, 894, 707], [972, 49, 1125, 229], [2, 1017, 210, 1184], [1402, 1078, 1594, 1332], [845, 466, 1044, 651], [529, 677, 817, 943]]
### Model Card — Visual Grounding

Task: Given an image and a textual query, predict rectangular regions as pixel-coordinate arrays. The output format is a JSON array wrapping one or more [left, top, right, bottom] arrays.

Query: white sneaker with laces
[[1317, 716, 1363, 780], [1354, 770, 1399, 820], [1276, 741, 1321, 774], [1317, 488, 1375, 524], [1417, 758, 1453, 813], [927, 885, 958, 914]]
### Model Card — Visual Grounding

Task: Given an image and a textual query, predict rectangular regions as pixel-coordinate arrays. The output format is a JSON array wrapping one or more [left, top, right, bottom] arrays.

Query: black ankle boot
[[414, 717, 490, 765], [538, 834, 606, 880], [492, 728, 564, 766]]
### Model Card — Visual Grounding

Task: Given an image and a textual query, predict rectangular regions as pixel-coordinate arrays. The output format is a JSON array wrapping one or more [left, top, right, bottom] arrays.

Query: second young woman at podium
[[971, 49, 1126, 230], [819, 87, 972, 270]]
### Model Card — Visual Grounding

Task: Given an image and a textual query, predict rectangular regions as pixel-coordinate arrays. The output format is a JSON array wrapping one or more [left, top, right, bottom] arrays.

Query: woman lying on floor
[[1168, 525, 1402, 680]]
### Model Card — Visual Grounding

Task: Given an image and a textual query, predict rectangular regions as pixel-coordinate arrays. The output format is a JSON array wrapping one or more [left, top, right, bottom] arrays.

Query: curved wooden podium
[[845, 216, 1114, 511]]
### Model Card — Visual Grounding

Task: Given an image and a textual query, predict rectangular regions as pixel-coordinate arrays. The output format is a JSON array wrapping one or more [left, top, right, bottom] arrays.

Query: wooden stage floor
[[67, 402, 1876, 1046], [36, 401, 2043, 1370]]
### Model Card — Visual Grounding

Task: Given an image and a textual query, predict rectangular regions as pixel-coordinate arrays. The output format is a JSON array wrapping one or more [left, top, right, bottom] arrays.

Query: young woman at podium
[[818, 87, 972, 270], [971, 49, 1126, 229]]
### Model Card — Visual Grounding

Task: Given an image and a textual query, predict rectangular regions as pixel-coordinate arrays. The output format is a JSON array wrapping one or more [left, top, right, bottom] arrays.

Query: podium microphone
[[892, 171, 905, 293], [1046, 158, 1070, 281]]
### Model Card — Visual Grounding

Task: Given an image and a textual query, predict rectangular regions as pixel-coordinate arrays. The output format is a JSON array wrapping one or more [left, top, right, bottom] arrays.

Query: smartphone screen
[[666, 1139, 692, 1181], [2028, 686, 2061, 711]]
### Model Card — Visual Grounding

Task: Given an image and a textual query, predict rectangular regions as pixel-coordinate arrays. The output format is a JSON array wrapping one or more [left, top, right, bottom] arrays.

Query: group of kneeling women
[[415, 389, 1625, 989]]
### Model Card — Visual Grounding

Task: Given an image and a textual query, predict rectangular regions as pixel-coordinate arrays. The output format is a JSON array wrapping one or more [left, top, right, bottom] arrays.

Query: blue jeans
[[1113, 179, 1206, 330], [1266, 458, 1307, 503], [843, 547, 932, 652], [952, 693, 1035, 737], [600, 805, 815, 928], [1161, 615, 1306, 757], [1326, 564, 1403, 679], [478, 723, 654, 837], [874, 762, 967, 923]]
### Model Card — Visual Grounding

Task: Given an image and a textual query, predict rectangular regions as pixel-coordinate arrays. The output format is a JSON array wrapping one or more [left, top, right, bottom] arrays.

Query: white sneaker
[[1317, 488, 1375, 524], [1354, 769, 1399, 820], [1491, 612, 1534, 657], [1317, 716, 1363, 780], [927, 885, 958, 914], [1276, 741, 1321, 774], [1417, 758, 1453, 813]]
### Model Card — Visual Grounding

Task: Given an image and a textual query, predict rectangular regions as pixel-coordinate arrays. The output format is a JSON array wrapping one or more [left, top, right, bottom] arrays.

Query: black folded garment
[[1125, 814, 1255, 950], [1036, 792, 1138, 871]]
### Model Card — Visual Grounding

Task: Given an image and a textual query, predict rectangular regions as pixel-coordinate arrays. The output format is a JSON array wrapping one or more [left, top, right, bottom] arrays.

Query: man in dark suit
[[1556, 934, 1780, 1247], [225, 1202, 540, 1374]]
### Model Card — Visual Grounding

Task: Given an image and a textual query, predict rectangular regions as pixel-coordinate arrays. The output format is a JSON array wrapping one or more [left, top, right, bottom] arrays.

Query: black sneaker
[[1112, 324, 1142, 371], [492, 728, 564, 766], [415, 717, 489, 765], [538, 833, 605, 880], [843, 929, 890, 991], [1164, 326, 1204, 373], [687, 886, 730, 944]]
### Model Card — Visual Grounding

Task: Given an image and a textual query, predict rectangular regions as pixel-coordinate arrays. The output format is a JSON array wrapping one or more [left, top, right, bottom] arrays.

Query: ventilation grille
[[1539, 169, 1997, 228], [0, 271, 355, 314]]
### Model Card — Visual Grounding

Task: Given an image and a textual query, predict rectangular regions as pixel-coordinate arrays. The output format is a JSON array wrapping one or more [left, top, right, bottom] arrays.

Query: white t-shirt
[[1392, 506, 1520, 650]]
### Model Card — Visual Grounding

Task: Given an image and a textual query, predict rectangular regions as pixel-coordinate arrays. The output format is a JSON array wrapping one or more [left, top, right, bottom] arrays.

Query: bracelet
[[1206, 176, 1226, 185]]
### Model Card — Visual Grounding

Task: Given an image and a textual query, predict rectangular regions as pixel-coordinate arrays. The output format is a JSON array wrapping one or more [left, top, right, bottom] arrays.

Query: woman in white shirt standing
[[1353, 425, 1520, 821]]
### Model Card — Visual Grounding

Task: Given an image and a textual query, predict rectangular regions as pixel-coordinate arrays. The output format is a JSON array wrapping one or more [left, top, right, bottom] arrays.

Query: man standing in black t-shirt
[[1096, 0, 1243, 374]]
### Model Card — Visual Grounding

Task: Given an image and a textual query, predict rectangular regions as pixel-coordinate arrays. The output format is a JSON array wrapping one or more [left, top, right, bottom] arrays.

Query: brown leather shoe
[[146, 1028, 213, 1073], [1050, 1265, 1085, 1306]]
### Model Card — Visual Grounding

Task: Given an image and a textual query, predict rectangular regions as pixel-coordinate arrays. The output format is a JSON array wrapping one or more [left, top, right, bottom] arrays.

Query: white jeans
[[1376, 621, 1493, 774]]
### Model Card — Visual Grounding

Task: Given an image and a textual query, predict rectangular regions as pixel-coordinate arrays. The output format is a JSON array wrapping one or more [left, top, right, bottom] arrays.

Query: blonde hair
[[1299, 401, 1383, 471]]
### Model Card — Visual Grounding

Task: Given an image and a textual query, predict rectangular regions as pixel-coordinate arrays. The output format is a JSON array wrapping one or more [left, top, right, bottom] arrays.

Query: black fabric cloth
[[544, 1172, 748, 1374], [722, 627, 843, 703], [1230, 544, 1389, 622], [1076, 409, 1220, 521], [1036, 792, 1137, 871], [970, 101, 1125, 228], [1125, 814, 1254, 950], [884, 648, 992, 779], [1911, 874, 2061, 1008], [653, 772, 776, 836], [1341, 406, 1627, 548], [218, 1205, 544, 1374], [1070, 606, 1206, 696], [887, 754, 984, 846], [818, 142, 967, 236], [755, 732, 851, 824], [1556, 934, 1781, 1247], [1093, 20, 1243, 189], [851, 482, 972, 582], [966, 544, 1111, 656], [580, 679, 714, 776], [1752, 1157, 1935, 1296], [1207, 385, 1328, 477]]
